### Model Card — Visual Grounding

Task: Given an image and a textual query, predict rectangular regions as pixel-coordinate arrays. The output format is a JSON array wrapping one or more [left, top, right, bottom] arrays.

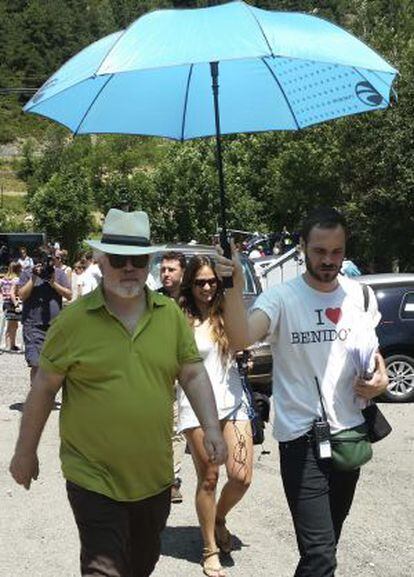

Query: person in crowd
[[71, 260, 87, 301], [159, 251, 187, 504], [53, 249, 73, 305], [159, 251, 186, 301], [17, 246, 34, 271], [280, 225, 293, 253], [216, 207, 389, 577], [272, 240, 282, 255], [17, 246, 72, 385], [0, 242, 10, 268], [54, 249, 72, 282], [341, 258, 361, 278], [9, 209, 227, 577], [178, 255, 253, 577], [82, 250, 102, 294], [1, 261, 22, 351]]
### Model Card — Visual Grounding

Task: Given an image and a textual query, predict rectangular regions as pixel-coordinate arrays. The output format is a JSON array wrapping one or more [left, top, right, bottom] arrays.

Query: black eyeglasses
[[193, 277, 218, 288], [107, 254, 149, 269]]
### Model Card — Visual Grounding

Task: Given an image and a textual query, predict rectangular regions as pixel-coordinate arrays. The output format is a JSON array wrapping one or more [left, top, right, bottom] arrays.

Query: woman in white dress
[[178, 255, 253, 577]]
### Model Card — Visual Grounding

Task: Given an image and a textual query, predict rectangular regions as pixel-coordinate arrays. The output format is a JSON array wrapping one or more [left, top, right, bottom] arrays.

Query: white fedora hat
[[87, 209, 166, 255]]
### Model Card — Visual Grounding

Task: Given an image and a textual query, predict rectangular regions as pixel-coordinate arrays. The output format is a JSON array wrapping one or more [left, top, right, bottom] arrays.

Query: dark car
[[147, 243, 272, 395], [359, 273, 414, 402]]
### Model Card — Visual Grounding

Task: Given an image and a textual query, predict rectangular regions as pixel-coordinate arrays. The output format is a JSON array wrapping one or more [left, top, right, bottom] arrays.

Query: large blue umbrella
[[24, 0, 398, 261]]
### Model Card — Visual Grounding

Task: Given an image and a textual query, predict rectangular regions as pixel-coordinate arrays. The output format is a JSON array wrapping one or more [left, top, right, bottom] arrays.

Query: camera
[[33, 253, 55, 281]]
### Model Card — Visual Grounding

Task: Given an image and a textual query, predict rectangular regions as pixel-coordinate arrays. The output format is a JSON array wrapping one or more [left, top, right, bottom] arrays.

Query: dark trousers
[[279, 435, 360, 577], [67, 481, 171, 577]]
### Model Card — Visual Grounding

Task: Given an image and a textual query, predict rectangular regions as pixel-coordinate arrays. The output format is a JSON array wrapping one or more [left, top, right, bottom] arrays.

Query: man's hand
[[202, 426, 228, 465], [354, 353, 389, 400], [9, 452, 39, 490]]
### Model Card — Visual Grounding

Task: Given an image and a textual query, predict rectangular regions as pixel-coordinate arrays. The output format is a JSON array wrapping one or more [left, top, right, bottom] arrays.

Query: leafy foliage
[[0, 0, 413, 270], [28, 166, 94, 258]]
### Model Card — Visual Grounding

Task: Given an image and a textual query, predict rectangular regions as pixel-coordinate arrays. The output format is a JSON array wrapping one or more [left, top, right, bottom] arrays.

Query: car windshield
[[147, 251, 257, 295]]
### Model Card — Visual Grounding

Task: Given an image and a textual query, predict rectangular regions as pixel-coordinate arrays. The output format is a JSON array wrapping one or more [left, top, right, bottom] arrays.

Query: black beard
[[305, 253, 339, 284]]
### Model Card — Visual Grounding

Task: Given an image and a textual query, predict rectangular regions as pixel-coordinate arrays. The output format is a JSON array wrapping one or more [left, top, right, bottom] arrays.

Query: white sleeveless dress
[[177, 319, 249, 433]]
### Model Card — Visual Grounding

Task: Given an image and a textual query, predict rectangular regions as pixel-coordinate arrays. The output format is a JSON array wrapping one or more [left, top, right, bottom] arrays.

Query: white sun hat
[[87, 209, 166, 255]]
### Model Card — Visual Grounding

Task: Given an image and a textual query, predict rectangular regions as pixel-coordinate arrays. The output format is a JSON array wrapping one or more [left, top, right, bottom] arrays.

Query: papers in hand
[[346, 314, 379, 408]]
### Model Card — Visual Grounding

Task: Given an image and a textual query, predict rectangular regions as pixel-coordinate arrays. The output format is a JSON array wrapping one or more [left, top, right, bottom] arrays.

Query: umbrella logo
[[355, 81, 383, 106]]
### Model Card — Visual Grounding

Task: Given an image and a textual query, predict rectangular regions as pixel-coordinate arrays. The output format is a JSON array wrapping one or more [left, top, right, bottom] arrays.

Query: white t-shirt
[[82, 263, 102, 294], [177, 320, 248, 432], [253, 275, 380, 442], [18, 256, 34, 271], [71, 272, 86, 300]]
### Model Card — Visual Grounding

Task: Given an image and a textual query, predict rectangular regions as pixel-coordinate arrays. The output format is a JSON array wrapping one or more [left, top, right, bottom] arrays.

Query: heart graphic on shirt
[[325, 308, 342, 324]]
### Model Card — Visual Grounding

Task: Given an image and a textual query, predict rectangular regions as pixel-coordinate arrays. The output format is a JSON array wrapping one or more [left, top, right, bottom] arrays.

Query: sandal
[[214, 518, 232, 554], [202, 548, 226, 577]]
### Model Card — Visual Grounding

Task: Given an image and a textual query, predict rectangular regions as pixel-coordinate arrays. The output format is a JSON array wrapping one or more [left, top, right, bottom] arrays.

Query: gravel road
[[1, 347, 413, 577]]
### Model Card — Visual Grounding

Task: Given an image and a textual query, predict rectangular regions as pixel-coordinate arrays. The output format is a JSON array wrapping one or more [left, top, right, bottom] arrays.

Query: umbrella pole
[[210, 61, 233, 288]]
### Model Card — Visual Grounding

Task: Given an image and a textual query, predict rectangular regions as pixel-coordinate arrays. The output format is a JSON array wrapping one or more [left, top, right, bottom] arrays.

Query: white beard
[[104, 280, 143, 299]]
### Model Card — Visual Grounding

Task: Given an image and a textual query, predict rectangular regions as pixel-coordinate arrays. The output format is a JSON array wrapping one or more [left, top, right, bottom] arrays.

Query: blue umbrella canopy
[[25, 0, 397, 139]]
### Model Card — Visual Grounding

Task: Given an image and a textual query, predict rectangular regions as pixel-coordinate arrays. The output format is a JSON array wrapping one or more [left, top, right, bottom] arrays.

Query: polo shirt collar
[[85, 285, 167, 312]]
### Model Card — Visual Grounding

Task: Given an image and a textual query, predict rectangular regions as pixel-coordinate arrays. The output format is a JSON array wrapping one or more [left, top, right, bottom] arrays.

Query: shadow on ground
[[161, 525, 246, 566], [9, 401, 61, 412], [9, 402, 25, 412]]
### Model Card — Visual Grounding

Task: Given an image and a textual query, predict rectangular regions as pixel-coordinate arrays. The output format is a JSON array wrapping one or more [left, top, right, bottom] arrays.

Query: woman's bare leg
[[216, 420, 253, 534], [185, 427, 225, 576], [185, 426, 219, 549]]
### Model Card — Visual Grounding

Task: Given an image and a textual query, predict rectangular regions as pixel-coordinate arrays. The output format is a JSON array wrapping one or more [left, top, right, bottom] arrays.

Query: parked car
[[359, 273, 414, 402], [147, 243, 272, 396]]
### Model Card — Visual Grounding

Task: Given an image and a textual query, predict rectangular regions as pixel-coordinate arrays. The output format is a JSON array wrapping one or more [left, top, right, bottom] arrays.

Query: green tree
[[29, 168, 93, 258]]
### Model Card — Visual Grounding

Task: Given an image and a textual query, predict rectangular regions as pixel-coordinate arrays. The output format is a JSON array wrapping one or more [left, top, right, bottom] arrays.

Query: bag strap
[[362, 283, 370, 312], [314, 377, 328, 421]]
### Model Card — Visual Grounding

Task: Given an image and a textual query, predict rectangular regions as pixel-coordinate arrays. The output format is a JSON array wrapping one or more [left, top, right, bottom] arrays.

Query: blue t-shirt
[[19, 268, 70, 326]]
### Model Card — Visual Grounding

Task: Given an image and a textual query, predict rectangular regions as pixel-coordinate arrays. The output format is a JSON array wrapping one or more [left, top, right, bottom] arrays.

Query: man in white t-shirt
[[82, 251, 102, 294], [216, 207, 389, 577]]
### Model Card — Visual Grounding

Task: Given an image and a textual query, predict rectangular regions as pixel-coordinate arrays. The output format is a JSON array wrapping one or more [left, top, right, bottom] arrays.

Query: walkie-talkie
[[312, 419, 332, 459]]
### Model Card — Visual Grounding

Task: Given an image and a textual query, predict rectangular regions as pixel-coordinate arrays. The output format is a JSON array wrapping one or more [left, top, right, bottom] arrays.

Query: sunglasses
[[107, 254, 149, 269], [193, 277, 218, 288]]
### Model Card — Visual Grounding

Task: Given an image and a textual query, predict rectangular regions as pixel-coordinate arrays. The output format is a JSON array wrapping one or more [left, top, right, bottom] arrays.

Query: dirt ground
[[1, 349, 413, 577]]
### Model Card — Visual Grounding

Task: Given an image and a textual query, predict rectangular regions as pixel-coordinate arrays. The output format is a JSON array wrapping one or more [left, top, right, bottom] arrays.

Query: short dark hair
[[301, 207, 347, 243], [161, 251, 186, 270]]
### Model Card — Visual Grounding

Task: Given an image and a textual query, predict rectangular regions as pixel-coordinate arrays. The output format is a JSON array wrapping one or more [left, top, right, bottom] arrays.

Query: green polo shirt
[[39, 286, 201, 502]]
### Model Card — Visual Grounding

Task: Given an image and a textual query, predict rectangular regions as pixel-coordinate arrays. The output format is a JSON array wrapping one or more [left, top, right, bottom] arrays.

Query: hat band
[[101, 233, 150, 247]]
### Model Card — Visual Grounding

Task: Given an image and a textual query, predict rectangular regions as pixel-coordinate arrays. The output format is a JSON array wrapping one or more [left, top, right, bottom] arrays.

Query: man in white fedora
[[10, 209, 227, 577]]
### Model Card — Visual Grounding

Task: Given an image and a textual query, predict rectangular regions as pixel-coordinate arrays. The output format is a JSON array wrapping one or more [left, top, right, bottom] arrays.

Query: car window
[[401, 292, 414, 320], [148, 256, 162, 289], [240, 258, 256, 294]]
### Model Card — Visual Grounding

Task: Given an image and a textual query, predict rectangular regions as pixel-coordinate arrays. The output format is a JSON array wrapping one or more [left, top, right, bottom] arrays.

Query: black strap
[[362, 284, 370, 312], [101, 233, 150, 247], [314, 377, 328, 421]]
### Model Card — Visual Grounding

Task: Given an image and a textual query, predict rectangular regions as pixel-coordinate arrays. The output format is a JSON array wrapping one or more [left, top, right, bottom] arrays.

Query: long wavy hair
[[179, 255, 230, 359]]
